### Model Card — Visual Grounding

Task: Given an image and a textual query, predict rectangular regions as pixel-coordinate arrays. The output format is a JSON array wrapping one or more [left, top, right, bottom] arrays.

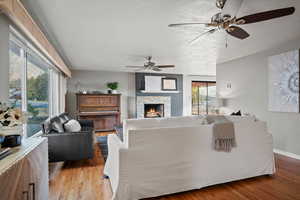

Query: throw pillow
[[59, 113, 72, 123], [63, 114, 72, 121], [64, 119, 81, 132], [58, 116, 68, 124], [51, 118, 65, 133], [42, 119, 52, 134]]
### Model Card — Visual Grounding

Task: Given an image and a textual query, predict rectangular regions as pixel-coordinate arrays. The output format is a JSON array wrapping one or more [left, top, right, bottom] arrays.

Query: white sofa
[[104, 116, 275, 200]]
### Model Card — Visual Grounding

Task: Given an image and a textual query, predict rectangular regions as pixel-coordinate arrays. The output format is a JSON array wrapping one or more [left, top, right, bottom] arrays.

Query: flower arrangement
[[0, 102, 26, 128]]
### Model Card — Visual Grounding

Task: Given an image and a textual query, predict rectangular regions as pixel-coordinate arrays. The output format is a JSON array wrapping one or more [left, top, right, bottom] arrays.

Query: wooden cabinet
[[0, 159, 29, 200], [26, 140, 49, 200], [0, 138, 49, 200], [76, 94, 121, 132]]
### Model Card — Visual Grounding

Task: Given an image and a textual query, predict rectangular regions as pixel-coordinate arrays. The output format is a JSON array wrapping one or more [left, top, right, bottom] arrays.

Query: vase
[[0, 126, 23, 137]]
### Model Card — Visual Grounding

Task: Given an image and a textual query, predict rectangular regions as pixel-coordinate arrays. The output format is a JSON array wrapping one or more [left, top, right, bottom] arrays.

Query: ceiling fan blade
[[189, 29, 217, 45], [168, 23, 211, 27], [135, 68, 146, 72], [126, 66, 144, 68], [152, 67, 162, 72], [237, 7, 295, 24], [156, 65, 175, 68], [226, 26, 249, 39]]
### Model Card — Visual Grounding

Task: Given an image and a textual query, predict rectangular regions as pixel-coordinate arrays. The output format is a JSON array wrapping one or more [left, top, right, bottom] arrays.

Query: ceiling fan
[[126, 56, 175, 72], [168, 0, 295, 44]]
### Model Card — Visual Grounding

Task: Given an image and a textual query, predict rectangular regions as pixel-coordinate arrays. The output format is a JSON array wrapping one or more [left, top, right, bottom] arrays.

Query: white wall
[[0, 15, 10, 102], [217, 37, 300, 156], [66, 70, 136, 120], [183, 75, 216, 116]]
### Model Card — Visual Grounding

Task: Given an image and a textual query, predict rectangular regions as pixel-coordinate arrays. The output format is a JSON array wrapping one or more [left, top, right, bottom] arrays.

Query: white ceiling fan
[[126, 56, 175, 72]]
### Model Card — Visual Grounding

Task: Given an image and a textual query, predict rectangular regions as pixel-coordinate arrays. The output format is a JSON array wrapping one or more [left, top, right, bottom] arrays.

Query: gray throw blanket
[[205, 115, 236, 152]]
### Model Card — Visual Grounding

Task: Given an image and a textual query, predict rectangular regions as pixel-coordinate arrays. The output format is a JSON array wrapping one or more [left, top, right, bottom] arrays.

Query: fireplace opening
[[144, 104, 164, 118]]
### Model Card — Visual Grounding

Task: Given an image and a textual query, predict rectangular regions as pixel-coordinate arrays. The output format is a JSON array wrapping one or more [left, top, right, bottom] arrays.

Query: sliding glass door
[[192, 81, 217, 115]]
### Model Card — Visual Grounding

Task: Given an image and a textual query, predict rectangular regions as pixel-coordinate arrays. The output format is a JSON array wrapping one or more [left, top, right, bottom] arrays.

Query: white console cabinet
[[0, 137, 48, 200]]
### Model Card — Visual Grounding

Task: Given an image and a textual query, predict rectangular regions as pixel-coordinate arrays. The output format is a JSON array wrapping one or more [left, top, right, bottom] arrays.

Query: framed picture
[[162, 78, 177, 91]]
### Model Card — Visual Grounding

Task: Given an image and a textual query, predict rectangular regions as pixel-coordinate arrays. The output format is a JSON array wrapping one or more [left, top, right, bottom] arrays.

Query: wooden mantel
[[0, 0, 71, 77]]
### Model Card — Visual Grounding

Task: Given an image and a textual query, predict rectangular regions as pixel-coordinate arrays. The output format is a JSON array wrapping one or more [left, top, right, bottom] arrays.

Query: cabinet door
[[26, 140, 49, 200], [0, 158, 31, 200]]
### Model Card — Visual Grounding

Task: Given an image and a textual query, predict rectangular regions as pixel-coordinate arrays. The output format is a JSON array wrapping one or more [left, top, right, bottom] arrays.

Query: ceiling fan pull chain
[[225, 34, 228, 48]]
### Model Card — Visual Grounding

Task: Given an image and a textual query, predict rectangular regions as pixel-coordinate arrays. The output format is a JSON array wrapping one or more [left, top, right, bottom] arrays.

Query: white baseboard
[[273, 149, 300, 160]]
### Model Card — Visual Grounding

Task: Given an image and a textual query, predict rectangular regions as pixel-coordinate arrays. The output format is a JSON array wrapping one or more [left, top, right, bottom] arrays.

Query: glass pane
[[191, 82, 199, 115], [198, 83, 208, 115], [192, 82, 208, 115], [27, 52, 49, 137], [207, 82, 217, 114], [9, 41, 23, 108], [51, 70, 60, 116]]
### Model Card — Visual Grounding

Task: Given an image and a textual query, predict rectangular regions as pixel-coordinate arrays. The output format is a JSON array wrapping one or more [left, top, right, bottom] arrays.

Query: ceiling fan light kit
[[168, 0, 295, 44], [216, 0, 227, 9]]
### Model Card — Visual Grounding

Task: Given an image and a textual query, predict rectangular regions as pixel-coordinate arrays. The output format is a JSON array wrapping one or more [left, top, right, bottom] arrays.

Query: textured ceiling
[[23, 0, 300, 75], [217, 0, 300, 64]]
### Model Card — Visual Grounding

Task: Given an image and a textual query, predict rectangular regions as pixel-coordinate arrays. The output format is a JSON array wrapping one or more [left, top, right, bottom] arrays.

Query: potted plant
[[106, 82, 119, 94]]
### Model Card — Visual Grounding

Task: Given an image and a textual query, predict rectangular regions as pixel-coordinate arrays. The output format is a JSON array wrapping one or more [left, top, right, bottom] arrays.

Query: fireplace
[[137, 96, 171, 118], [144, 104, 164, 118]]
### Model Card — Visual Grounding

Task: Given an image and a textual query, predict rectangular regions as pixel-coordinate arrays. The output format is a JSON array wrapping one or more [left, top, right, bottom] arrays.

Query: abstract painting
[[268, 49, 299, 113]]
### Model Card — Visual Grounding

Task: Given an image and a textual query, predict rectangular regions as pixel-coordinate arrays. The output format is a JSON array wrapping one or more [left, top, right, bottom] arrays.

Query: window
[[9, 28, 63, 138], [192, 81, 217, 115], [9, 40, 24, 109], [27, 52, 50, 137]]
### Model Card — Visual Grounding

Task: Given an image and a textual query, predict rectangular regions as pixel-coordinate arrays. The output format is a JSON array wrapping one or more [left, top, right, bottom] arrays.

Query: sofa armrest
[[104, 134, 126, 193], [108, 134, 124, 148], [43, 131, 94, 162]]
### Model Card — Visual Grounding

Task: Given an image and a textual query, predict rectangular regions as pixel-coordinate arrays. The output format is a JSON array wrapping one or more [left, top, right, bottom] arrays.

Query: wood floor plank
[[49, 141, 300, 200]]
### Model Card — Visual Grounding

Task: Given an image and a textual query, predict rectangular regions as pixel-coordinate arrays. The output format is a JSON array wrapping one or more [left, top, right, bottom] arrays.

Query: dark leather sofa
[[41, 113, 94, 162]]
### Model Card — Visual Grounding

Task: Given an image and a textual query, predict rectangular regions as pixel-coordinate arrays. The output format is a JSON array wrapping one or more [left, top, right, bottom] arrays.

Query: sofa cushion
[[124, 115, 205, 131], [201, 115, 257, 125], [64, 119, 81, 132]]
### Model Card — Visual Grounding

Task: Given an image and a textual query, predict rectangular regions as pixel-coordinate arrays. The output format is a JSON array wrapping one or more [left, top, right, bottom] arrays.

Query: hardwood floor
[[49, 144, 112, 200], [50, 139, 300, 200]]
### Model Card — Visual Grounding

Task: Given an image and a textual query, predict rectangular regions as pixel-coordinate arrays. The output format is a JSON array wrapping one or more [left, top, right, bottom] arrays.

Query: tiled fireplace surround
[[136, 96, 171, 119]]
